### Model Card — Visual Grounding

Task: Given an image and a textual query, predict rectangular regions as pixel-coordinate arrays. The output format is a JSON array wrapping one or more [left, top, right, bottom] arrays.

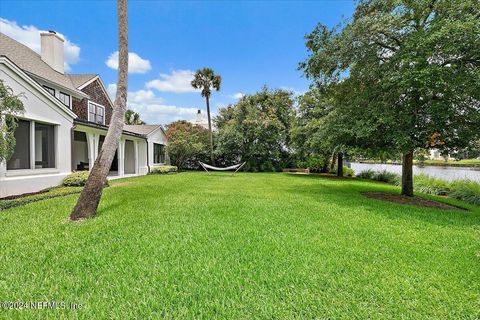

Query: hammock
[[199, 161, 245, 174]]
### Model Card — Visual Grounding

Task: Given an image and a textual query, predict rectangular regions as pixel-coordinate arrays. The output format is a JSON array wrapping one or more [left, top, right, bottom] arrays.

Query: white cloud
[[146, 70, 199, 93], [0, 18, 80, 71], [107, 83, 197, 124], [106, 51, 151, 74], [230, 92, 245, 100]]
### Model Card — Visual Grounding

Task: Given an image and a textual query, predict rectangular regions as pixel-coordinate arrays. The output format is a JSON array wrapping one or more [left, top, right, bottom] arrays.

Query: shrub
[[414, 174, 451, 195], [330, 166, 355, 177], [449, 180, 480, 205], [372, 170, 401, 185], [297, 157, 328, 173], [356, 169, 375, 180], [63, 171, 90, 186], [150, 165, 178, 174]]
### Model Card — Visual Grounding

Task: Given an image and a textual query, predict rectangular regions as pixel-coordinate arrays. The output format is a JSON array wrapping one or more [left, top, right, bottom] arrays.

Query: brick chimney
[[40, 31, 64, 74]]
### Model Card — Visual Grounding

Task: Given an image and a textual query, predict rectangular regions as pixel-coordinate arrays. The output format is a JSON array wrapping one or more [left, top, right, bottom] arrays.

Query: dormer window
[[59, 92, 70, 107], [88, 102, 105, 125], [43, 85, 55, 96]]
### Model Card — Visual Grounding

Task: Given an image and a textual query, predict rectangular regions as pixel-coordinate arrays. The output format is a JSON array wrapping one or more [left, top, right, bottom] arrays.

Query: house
[[0, 32, 168, 198]]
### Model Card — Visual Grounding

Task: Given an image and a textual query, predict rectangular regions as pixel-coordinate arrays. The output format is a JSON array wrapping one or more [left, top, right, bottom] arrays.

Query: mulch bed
[[361, 191, 466, 211]]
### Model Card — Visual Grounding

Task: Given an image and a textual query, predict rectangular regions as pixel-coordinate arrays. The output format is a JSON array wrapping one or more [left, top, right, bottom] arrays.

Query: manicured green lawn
[[1, 172, 479, 319]]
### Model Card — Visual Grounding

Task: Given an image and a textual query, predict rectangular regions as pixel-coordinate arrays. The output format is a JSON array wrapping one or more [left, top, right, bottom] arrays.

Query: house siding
[[71, 79, 113, 125]]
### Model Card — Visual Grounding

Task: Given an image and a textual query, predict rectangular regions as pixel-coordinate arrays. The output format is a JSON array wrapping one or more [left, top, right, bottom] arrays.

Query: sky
[[0, 0, 355, 125]]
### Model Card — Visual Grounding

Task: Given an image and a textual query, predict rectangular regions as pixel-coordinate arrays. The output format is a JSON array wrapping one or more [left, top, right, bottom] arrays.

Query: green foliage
[[296, 156, 328, 173], [0, 186, 82, 211], [124, 109, 145, 125], [63, 171, 90, 186], [191, 68, 221, 99], [63, 171, 110, 187], [215, 87, 295, 171], [449, 180, 480, 206], [0, 80, 25, 162], [356, 169, 376, 180], [149, 165, 178, 174], [166, 120, 210, 169], [329, 166, 355, 177], [357, 170, 480, 206], [372, 171, 401, 185], [414, 174, 451, 196]]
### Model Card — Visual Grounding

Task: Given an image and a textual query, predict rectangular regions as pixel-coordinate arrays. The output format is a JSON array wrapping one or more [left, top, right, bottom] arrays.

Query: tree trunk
[[70, 0, 128, 221], [330, 152, 337, 171], [401, 150, 414, 197], [337, 152, 343, 177], [205, 95, 214, 164]]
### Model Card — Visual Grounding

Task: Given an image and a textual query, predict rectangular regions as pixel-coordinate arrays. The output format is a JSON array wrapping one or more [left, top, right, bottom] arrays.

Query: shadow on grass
[[284, 175, 480, 228]]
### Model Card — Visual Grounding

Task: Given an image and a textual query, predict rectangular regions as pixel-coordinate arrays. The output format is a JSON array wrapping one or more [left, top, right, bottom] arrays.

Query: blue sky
[[0, 0, 354, 124]]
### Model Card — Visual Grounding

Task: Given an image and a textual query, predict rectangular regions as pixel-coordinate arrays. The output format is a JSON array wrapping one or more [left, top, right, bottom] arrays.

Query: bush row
[[356, 170, 480, 205], [149, 165, 178, 174]]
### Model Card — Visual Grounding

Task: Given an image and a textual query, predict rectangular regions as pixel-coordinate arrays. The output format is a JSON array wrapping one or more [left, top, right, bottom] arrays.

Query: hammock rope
[[199, 161, 245, 174]]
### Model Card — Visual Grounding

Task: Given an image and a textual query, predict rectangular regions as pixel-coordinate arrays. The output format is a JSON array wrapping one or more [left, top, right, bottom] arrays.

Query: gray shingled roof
[[124, 125, 163, 136], [69, 74, 97, 88], [0, 32, 88, 95]]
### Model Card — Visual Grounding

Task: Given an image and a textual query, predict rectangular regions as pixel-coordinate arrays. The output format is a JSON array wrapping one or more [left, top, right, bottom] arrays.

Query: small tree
[[70, 0, 129, 220], [0, 80, 25, 163], [124, 109, 145, 125], [165, 120, 210, 169], [191, 68, 221, 164]]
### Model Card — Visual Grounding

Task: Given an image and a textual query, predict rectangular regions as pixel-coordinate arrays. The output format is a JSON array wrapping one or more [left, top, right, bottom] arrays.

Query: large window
[[153, 143, 165, 164], [7, 120, 30, 170], [88, 102, 105, 125], [34, 123, 55, 168], [58, 92, 70, 107], [6, 120, 56, 170]]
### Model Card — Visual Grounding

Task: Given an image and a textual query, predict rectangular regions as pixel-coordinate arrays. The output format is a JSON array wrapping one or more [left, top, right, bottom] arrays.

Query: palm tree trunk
[[70, 0, 128, 221], [205, 95, 214, 164], [401, 150, 414, 197]]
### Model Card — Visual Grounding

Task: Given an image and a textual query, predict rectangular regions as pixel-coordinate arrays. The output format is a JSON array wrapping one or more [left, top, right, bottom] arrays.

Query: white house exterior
[[0, 32, 167, 198], [124, 125, 169, 170]]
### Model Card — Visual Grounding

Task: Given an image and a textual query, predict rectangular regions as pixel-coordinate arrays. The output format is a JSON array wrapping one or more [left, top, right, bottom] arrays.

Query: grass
[[0, 186, 82, 211], [0, 172, 479, 319], [421, 159, 480, 166]]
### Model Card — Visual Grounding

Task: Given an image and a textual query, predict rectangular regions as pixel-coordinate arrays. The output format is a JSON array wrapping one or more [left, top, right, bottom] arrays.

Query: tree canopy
[[165, 120, 210, 170], [215, 87, 295, 171], [300, 0, 480, 195], [124, 109, 145, 125], [0, 80, 25, 163]]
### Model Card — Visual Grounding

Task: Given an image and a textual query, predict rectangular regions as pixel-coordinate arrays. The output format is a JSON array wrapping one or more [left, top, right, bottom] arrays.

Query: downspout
[[146, 136, 150, 173]]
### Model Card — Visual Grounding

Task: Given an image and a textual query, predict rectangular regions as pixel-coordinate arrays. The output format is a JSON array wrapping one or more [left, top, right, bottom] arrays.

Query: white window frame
[[88, 101, 105, 125], [6, 119, 58, 175], [58, 91, 71, 108]]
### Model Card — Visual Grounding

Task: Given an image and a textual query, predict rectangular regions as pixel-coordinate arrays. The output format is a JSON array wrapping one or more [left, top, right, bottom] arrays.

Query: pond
[[348, 162, 480, 182]]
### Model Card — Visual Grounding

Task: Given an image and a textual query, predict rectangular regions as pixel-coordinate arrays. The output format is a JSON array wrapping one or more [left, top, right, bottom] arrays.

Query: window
[[34, 123, 55, 168], [7, 120, 56, 171], [58, 92, 70, 107], [7, 120, 30, 170], [153, 143, 165, 164], [88, 102, 105, 125], [43, 85, 55, 97]]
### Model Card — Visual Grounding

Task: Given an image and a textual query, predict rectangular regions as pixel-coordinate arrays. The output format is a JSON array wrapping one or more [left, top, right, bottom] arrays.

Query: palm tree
[[191, 68, 221, 164], [125, 109, 145, 125], [70, 0, 129, 221]]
